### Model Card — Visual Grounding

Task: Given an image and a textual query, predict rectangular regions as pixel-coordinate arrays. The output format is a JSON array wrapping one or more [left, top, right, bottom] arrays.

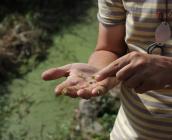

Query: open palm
[[42, 63, 118, 99]]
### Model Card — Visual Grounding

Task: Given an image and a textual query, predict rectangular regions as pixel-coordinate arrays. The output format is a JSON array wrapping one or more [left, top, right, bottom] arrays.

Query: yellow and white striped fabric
[[98, 0, 172, 139]]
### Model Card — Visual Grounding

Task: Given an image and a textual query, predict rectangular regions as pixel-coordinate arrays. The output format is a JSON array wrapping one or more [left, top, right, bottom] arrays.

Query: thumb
[[41, 64, 72, 80]]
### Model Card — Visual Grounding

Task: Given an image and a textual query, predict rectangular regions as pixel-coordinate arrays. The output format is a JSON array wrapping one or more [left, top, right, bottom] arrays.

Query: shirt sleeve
[[98, 0, 126, 26]]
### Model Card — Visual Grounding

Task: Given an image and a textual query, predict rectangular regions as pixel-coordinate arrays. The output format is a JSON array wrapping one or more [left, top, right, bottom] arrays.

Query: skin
[[42, 63, 118, 99], [42, 23, 126, 99], [96, 52, 172, 93], [42, 22, 172, 98]]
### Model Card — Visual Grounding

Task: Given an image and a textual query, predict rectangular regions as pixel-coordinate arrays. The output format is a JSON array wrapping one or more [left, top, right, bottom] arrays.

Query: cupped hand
[[96, 52, 172, 93], [42, 63, 118, 99]]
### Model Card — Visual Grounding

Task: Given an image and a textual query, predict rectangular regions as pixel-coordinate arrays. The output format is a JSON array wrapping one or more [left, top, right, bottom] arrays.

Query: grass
[[0, 7, 98, 140]]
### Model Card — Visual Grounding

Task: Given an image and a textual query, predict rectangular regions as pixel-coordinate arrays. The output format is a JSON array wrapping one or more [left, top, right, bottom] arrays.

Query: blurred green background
[[0, 1, 119, 140]]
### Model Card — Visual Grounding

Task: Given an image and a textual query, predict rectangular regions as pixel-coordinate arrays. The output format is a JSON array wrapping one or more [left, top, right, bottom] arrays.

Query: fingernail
[[91, 89, 97, 95], [95, 75, 101, 80], [41, 72, 47, 80], [61, 88, 68, 95], [54, 87, 61, 95], [77, 90, 83, 96]]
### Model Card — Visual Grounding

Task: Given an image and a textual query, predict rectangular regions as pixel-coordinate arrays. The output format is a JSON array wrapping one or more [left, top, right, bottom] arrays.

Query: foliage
[[69, 94, 120, 140], [0, 6, 98, 140], [0, 0, 94, 31], [0, 2, 120, 140], [0, 14, 50, 81], [0, 0, 95, 82], [0, 93, 35, 139]]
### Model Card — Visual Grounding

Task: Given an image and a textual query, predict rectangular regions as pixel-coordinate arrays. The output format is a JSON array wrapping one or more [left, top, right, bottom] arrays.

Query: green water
[[1, 8, 98, 140]]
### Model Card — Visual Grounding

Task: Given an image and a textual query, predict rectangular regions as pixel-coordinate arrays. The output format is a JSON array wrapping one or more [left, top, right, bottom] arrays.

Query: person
[[42, 0, 172, 139]]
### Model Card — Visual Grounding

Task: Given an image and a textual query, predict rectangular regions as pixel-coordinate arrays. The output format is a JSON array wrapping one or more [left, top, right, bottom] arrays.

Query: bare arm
[[42, 23, 127, 98], [88, 23, 127, 69]]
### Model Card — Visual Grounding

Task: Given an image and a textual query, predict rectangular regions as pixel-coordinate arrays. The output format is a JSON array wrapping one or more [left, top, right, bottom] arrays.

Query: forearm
[[88, 50, 119, 70], [88, 23, 127, 70]]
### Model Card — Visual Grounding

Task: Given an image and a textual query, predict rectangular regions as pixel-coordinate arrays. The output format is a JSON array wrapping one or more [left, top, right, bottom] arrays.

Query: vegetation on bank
[[0, 1, 120, 139], [0, 0, 94, 82]]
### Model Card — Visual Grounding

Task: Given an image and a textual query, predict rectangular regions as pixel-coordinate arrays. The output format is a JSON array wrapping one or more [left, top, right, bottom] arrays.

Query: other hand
[[96, 52, 172, 93]]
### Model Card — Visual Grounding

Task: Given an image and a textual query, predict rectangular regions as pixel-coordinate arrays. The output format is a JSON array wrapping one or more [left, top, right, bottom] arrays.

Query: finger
[[98, 77, 119, 90], [135, 82, 149, 93], [135, 76, 163, 93], [63, 86, 79, 98], [78, 77, 117, 97], [134, 78, 155, 93], [42, 64, 72, 80], [116, 64, 134, 81], [77, 89, 92, 99], [55, 79, 78, 95], [124, 72, 144, 89], [95, 55, 130, 81], [92, 85, 108, 96]]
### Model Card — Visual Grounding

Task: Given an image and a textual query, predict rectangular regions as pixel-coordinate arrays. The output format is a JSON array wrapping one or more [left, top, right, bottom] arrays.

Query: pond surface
[[0, 8, 98, 140]]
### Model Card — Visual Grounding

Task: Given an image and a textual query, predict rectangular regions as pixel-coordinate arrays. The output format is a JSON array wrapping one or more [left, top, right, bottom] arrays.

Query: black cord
[[147, 43, 164, 55]]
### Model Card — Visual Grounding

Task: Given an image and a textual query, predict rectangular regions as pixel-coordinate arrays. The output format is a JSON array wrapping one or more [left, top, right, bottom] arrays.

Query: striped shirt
[[98, 0, 172, 139]]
